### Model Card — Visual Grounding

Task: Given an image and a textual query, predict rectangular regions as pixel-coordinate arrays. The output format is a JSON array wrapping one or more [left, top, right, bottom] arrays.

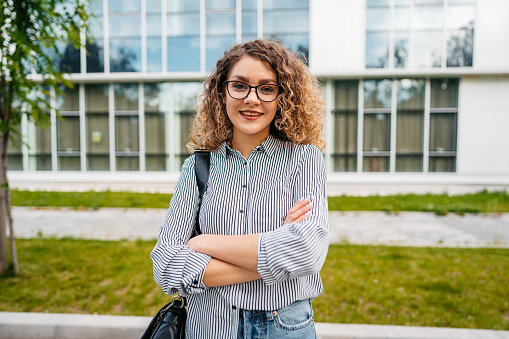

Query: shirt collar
[[217, 134, 280, 159]]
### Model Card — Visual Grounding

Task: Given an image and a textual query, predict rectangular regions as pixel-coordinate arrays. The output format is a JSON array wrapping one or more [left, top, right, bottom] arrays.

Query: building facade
[[8, 0, 509, 194]]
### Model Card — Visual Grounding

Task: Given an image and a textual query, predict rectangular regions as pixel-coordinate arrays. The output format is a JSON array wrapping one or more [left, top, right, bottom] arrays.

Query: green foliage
[[11, 189, 509, 213], [1, 239, 508, 330], [0, 0, 92, 134]]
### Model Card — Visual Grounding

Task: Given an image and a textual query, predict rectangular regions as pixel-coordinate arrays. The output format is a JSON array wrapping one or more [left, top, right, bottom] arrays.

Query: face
[[224, 55, 279, 147]]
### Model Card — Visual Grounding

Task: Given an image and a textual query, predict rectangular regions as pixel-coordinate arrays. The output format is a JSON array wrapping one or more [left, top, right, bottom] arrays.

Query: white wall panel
[[310, 0, 365, 74], [457, 76, 509, 175], [474, 0, 509, 70]]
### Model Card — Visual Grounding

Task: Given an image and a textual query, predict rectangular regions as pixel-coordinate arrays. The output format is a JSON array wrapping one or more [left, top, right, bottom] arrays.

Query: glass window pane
[[242, 12, 257, 37], [147, 14, 162, 37], [243, 0, 257, 10], [206, 0, 235, 9], [145, 82, 169, 171], [263, 0, 308, 10], [262, 33, 309, 62], [394, 32, 408, 68], [116, 156, 139, 171], [56, 87, 80, 111], [264, 10, 308, 34], [413, 6, 442, 30], [167, 0, 200, 12], [394, 7, 409, 30], [206, 35, 236, 70], [168, 36, 200, 71], [147, 0, 161, 13], [430, 79, 459, 108], [364, 114, 391, 151], [86, 112, 109, 172], [86, 39, 104, 73], [167, 13, 200, 36], [430, 113, 457, 151], [58, 116, 80, 152], [86, 84, 109, 112], [333, 155, 357, 172], [115, 116, 139, 151], [334, 111, 357, 154], [109, 15, 141, 38], [366, 8, 390, 30], [397, 79, 424, 110], [109, 0, 140, 12], [366, 32, 389, 68], [429, 156, 456, 172], [147, 37, 162, 72], [28, 123, 52, 171], [364, 79, 392, 109], [90, 0, 103, 15], [110, 38, 142, 72], [207, 13, 236, 35], [396, 111, 423, 153], [413, 31, 442, 68], [363, 156, 389, 172], [447, 5, 474, 29], [447, 27, 474, 67], [396, 155, 422, 172], [367, 0, 390, 6], [335, 80, 358, 110], [58, 156, 80, 171], [7, 127, 23, 171], [114, 83, 139, 111], [55, 42, 80, 73]]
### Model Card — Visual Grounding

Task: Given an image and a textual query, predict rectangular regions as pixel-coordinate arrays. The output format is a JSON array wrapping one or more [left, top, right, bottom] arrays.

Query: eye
[[231, 82, 249, 91], [259, 85, 276, 94]]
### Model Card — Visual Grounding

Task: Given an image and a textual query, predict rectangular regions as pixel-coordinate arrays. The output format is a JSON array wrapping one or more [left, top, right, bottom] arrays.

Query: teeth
[[241, 111, 262, 116]]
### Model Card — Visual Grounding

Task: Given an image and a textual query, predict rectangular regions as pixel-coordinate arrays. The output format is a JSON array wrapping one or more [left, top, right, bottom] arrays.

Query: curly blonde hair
[[188, 39, 326, 152]]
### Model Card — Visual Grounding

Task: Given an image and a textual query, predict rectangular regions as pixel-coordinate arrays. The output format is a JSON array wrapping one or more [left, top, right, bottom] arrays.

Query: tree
[[0, 0, 91, 275]]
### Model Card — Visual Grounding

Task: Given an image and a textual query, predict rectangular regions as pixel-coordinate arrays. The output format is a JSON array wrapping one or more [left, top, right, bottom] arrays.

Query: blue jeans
[[237, 299, 317, 338]]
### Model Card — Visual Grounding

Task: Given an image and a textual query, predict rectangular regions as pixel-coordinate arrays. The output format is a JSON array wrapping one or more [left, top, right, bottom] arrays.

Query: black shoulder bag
[[141, 149, 211, 339]]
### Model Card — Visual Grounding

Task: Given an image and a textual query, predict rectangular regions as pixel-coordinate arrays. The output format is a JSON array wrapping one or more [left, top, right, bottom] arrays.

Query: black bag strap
[[193, 149, 210, 237]]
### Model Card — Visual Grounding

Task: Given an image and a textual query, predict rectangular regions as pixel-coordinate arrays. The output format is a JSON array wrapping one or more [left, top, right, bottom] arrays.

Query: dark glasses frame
[[224, 80, 283, 102]]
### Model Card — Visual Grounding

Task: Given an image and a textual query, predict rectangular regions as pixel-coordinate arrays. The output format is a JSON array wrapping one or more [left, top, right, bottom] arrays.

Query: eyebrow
[[230, 75, 277, 84]]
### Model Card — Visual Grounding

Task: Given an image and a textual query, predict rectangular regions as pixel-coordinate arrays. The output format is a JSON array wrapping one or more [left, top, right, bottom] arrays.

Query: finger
[[293, 212, 311, 224], [287, 198, 310, 214], [287, 204, 312, 223]]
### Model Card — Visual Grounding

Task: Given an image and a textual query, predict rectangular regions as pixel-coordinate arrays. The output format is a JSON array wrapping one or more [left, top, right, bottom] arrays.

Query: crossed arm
[[186, 198, 312, 287]]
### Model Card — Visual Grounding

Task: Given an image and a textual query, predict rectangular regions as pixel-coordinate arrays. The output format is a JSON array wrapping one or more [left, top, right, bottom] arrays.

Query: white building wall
[[474, 0, 509, 70], [457, 76, 509, 175], [310, 0, 365, 75]]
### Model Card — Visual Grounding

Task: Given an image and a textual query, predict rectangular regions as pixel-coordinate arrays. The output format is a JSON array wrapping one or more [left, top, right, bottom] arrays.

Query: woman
[[151, 39, 329, 338]]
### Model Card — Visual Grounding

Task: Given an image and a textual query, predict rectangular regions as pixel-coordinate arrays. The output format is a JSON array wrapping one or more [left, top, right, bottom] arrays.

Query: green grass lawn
[[1, 239, 508, 330], [11, 189, 509, 214]]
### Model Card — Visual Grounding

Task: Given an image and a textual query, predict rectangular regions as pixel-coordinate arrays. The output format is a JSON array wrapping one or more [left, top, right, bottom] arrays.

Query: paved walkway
[[10, 206, 509, 247]]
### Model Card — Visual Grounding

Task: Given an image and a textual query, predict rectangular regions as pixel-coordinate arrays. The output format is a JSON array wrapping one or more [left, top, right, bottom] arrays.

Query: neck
[[231, 133, 269, 158]]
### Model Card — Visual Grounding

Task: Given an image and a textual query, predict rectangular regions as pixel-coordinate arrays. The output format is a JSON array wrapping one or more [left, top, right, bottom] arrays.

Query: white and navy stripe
[[151, 134, 329, 338]]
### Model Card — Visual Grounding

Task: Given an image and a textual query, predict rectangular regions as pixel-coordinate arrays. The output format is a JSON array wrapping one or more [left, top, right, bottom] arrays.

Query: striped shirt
[[151, 134, 329, 338]]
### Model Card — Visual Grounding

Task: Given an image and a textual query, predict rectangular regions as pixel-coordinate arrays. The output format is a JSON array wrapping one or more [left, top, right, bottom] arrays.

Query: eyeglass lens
[[226, 81, 280, 102]]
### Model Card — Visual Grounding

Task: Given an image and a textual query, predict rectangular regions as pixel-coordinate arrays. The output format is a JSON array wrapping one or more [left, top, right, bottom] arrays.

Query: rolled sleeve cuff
[[180, 251, 212, 296], [257, 233, 280, 285]]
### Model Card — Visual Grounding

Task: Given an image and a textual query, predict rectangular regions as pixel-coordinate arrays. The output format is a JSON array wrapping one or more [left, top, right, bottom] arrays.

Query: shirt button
[[232, 306, 237, 310], [242, 185, 246, 188], [240, 210, 244, 213], [193, 280, 198, 284], [243, 162, 247, 165]]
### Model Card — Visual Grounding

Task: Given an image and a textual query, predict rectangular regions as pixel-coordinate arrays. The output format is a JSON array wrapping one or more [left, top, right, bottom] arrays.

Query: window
[[429, 79, 458, 172], [144, 83, 170, 171], [206, 0, 236, 70], [366, 1, 474, 69], [147, 0, 162, 72], [87, 0, 105, 73], [7, 125, 23, 171], [109, 0, 142, 72], [85, 84, 110, 170], [114, 83, 139, 170], [56, 87, 81, 170], [332, 80, 358, 172], [167, 0, 200, 72]]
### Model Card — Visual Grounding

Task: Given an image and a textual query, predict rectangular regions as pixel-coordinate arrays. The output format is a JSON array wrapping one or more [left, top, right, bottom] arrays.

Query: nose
[[244, 88, 260, 103]]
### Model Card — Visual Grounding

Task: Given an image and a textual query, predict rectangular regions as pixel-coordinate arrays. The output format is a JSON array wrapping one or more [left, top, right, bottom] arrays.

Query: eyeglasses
[[224, 80, 283, 102]]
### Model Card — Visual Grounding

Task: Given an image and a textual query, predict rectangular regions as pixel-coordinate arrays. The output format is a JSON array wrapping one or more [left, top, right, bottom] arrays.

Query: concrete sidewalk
[[1, 312, 509, 339], [10, 206, 509, 247]]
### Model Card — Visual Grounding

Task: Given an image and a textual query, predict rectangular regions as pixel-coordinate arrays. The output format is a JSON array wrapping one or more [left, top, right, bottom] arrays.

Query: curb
[[1, 312, 509, 339]]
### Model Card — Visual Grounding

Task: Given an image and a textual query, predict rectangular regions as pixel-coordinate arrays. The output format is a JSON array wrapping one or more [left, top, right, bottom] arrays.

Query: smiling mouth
[[240, 111, 263, 116]]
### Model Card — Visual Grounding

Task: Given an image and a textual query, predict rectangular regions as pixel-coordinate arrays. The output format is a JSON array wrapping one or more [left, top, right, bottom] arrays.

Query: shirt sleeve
[[150, 155, 212, 296], [257, 145, 329, 285]]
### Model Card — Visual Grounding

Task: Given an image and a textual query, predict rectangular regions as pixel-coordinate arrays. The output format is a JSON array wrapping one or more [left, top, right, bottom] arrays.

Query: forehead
[[227, 55, 277, 82]]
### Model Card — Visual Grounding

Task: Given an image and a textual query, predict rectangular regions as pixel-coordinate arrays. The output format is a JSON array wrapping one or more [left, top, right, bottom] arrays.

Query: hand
[[284, 198, 312, 225]]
